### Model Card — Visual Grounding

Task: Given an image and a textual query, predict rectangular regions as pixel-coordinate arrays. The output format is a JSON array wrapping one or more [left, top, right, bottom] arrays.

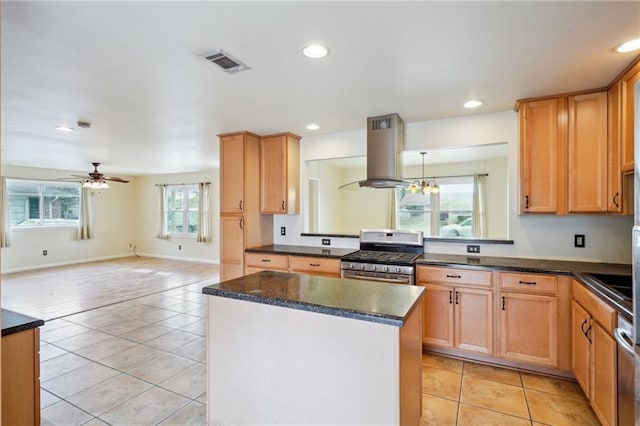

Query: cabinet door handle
[[449, 290, 453, 304], [501, 296, 505, 310], [310, 263, 320, 267], [239, 200, 243, 211], [261, 259, 271, 263], [446, 274, 461, 279], [525, 195, 529, 209], [518, 280, 537, 286], [281, 201, 286, 211], [239, 218, 243, 230], [455, 291, 459, 305], [613, 192, 620, 209], [580, 318, 588, 336]]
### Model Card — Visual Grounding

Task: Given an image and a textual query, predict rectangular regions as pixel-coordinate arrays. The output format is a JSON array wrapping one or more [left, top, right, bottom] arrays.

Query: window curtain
[[430, 192, 440, 237], [157, 184, 169, 240], [78, 186, 93, 240], [1, 177, 11, 248], [472, 174, 487, 238], [196, 182, 210, 243]]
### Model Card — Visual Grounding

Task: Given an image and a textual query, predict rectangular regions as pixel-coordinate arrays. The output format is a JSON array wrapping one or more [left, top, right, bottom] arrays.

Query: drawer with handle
[[417, 265, 492, 288], [245, 253, 289, 271], [289, 256, 340, 277], [498, 272, 557, 295]]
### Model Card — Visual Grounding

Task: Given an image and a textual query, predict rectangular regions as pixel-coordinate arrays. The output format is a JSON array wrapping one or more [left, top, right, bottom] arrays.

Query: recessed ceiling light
[[615, 38, 640, 53], [464, 100, 483, 109], [306, 123, 320, 130], [302, 44, 329, 59], [55, 125, 74, 132]]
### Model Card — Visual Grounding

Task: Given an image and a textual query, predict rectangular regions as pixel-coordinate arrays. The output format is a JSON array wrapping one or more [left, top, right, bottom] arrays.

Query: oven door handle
[[343, 273, 412, 285], [613, 327, 635, 356]]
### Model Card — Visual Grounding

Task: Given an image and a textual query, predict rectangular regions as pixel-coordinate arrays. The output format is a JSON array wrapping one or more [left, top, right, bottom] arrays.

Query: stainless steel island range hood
[[337, 113, 408, 190], [356, 113, 408, 188]]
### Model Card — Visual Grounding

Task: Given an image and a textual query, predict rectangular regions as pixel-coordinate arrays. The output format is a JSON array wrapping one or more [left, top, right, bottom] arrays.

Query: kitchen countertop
[[2, 309, 44, 336], [202, 270, 424, 327], [245, 245, 357, 258], [415, 253, 632, 275]]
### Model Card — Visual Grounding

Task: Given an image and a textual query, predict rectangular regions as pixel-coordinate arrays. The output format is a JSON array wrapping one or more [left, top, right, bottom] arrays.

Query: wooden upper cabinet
[[519, 97, 566, 213], [620, 64, 640, 173], [607, 82, 623, 213], [220, 132, 259, 214], [567, 91, 608, 213], [260, 133, 301, 214]]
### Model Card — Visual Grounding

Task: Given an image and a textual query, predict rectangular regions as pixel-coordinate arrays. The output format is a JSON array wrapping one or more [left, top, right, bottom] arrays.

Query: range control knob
[[359, 264, 365, 270], [371, 265, 376, 271], [395, 266, 401, 273], [383, 265, 389, 272]]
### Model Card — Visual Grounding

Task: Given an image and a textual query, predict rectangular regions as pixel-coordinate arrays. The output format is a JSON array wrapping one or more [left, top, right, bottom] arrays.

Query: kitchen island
[[202, 270, 424, 425]]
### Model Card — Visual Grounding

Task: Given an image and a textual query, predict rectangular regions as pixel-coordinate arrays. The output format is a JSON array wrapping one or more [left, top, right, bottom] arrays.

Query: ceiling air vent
[[199, 49, 251, 74]]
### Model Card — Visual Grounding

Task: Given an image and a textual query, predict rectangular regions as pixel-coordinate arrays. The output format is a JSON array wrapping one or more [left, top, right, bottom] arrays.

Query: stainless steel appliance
[[615, 314, 636, 425], [340, 229, 424, 284]]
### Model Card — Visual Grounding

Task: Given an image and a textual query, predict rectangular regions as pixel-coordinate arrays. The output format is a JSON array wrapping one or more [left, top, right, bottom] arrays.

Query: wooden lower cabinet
[[590, 322, 616, 426], [572, 300, 590, 392], [498, 291, 558, 367], [421, 284, 493, 355], [245, 253, 289, 274], [220, 215, 245, 281], [572, 281, 617, 426], [2, 327, 40, 426], [288, 256, 340, 277]]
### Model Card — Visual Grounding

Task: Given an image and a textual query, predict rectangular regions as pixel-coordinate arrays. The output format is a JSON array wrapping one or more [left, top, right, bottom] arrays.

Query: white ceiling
[[2, 1, 639, 177]]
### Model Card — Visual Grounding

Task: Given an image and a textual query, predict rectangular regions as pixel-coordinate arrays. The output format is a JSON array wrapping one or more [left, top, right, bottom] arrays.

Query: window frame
[[396, 176, 475, 237], [165, 184, 199, 237], [6, 178, 81, 230]]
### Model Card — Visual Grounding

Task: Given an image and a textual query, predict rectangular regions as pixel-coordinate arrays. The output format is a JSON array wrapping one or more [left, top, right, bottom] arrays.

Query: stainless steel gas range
[[340, 229, 424, 285]]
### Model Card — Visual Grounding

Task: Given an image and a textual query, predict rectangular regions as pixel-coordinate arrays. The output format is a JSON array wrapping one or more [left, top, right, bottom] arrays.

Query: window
[[396, 176, 475, 237], [7, 179, 80, 228], [166, 185, 199, 236]]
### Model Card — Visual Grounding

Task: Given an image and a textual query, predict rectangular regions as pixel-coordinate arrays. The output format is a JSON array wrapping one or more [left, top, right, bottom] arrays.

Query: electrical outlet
[[178, 245, 182, 250], [280, 227, 286, 236], [43, 250, 48, 256], [466, 245, 480, 254], [574, 234, 585, 248], [322, 238, 331, 246]]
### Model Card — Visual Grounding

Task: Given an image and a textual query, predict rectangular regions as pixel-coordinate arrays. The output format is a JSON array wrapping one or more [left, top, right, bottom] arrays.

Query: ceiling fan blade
[[70, 174, 91, 179], [103, 176, 129, 183]]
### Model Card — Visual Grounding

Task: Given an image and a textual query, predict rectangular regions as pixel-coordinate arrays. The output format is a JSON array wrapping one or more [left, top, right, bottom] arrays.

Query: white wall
[[135, 172, 218, 264], [274, 110, 634, 264], [1, 165, 138, 272], [0, 166, 219, 272]]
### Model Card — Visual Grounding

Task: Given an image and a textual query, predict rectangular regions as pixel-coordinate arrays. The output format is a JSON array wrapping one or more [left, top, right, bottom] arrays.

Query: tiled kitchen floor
[[39, 282, 209, 425], [421, 353, 600, 425], [4, 258, 600, 425]]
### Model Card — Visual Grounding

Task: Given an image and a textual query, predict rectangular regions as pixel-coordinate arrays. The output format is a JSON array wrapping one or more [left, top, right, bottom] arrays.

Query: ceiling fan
[[68, 162, 129, 189]]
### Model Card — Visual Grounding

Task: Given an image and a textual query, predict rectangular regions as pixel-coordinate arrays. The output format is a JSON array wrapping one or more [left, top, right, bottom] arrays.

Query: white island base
[[206, 294, 422, 425]]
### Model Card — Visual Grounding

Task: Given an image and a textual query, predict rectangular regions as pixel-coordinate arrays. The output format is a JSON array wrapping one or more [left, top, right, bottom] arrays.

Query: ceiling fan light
[[82, 180, 92, 188]]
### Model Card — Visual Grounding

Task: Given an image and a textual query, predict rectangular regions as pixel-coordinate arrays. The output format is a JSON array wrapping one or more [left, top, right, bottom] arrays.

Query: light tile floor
[[39, 282, 208, 426], [421, 352, 601, 425]]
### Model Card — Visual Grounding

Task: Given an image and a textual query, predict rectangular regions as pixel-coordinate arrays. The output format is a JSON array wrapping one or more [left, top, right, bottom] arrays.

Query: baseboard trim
[[1, 253, 220, 274]]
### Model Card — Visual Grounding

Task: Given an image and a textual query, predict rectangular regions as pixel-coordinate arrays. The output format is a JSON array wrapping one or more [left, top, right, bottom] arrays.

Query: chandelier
[[408, 152, 439, 194], [82, 180, 109, 189]]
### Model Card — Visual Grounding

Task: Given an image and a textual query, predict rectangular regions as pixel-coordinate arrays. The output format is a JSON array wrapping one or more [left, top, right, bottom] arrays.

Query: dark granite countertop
[[202, 270, 424, 327], [415, 253, 631, 276], [2, 309, 44, 336], [245, 245, 357, 259]]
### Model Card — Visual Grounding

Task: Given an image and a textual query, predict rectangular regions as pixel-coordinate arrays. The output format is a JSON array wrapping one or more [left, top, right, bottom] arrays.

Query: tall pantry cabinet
[[219, 132, 273, 281]]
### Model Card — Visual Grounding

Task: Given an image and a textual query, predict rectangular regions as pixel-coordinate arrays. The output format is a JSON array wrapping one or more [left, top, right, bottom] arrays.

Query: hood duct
[[356, 113, 408, 189]]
